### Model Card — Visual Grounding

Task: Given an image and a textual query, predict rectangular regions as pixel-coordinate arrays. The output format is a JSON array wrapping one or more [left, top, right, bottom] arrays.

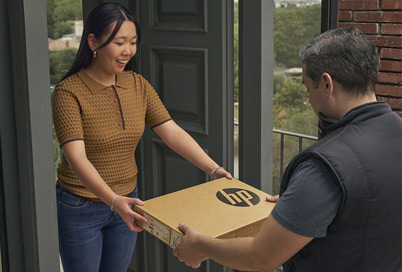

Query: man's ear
[[321, 73, 334, 97], [87, 34, 98, 51]]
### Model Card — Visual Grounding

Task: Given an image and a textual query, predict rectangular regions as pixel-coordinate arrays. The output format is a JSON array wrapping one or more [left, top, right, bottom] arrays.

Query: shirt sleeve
[[142, 77, 171, 128], [271, 157, 342, 238], [51, 86, 84, 147]]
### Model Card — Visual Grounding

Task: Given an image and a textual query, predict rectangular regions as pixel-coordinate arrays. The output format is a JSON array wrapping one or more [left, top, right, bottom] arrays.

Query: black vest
[[280, 102, 402, 272]]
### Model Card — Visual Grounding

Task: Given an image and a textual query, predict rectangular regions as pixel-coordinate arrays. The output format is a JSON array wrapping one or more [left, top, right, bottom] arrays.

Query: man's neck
[[336, 92, 377, 120]]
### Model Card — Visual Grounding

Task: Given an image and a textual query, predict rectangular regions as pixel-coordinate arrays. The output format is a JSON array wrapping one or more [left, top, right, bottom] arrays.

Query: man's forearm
[[196, 236, 272, 271]]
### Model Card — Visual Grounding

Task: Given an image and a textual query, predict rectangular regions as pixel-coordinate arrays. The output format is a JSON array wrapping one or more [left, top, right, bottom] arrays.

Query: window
[[47, 0, 83, 179], [233, 0, 322, 194]]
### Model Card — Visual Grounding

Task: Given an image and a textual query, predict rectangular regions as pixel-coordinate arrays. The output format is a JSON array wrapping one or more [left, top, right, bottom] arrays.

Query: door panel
[[150, 46, 208, 135], [134, 0, 233, 271]]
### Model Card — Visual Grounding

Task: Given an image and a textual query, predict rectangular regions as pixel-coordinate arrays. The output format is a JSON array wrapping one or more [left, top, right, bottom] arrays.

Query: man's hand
[[266, 195, 279, 203], [173, 223, 208, 268]]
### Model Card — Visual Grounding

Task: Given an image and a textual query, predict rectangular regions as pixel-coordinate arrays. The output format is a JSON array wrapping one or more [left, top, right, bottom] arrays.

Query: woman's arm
[[153, 120, 232, 180], [62, 140, 147, 231]]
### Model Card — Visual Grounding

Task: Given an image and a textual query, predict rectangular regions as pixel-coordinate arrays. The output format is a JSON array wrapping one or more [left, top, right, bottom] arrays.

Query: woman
[[52, 3, 232, 272]]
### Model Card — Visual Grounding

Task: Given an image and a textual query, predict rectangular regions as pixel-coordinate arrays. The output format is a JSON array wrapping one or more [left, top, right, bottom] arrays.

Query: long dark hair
[[61, 3, 141, 81]]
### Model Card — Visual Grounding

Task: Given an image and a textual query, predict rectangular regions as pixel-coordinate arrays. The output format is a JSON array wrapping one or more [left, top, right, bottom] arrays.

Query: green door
[[131, 0, 234, 271]]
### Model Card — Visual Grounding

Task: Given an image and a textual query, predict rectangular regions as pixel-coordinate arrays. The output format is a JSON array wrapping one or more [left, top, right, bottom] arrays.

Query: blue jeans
[[56, 182, 138, 272]]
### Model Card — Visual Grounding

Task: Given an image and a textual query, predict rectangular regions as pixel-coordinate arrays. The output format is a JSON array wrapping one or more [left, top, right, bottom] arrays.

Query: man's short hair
[[299, 28, 379, 96]]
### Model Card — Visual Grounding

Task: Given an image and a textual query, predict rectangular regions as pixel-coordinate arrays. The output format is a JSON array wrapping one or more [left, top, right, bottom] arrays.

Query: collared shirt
[[52, 69, 171, 200]]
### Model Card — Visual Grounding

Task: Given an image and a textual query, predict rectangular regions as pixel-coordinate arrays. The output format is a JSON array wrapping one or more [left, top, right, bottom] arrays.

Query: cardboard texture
[[135, 178, 275, 248]]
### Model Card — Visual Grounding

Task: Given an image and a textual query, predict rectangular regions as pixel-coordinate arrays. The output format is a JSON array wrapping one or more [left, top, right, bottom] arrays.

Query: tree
[[52, 0, 82, 22], [47, 0, 82, 39], [271, 73, 317, 193], [274, 4, 321, 68], [234, 2, 239, 102], [53, 21, 73, 39], [49, 48, 77, 85], [233, 3, 321, 101]]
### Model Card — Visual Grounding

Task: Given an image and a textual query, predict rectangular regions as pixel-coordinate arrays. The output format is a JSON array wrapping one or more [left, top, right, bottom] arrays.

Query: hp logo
[[216, 188, 260, 207]]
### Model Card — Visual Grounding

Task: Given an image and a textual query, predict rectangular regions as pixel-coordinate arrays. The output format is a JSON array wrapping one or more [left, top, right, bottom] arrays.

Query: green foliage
[[233, 3, 321, 101], [234, 21, 239, 102], [52, 21, 73, 39], [47, 0, 82, 39], [274, 4, 321, 68], [271, 73, 318, 194], [52, 0, 82, 22], [49, 48, 77, 85], [273, 74, 317, 135], [273, 71, 286, 94], [274, 77, 308, 112]]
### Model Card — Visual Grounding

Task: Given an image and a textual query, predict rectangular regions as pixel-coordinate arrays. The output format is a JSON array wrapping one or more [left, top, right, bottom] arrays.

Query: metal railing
[[234, 122, 318, 179], [273, 129, 318, 178]]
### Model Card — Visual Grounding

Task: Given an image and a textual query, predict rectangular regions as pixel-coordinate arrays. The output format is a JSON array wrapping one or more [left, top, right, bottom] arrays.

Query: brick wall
[[338, 0, 402, 117]]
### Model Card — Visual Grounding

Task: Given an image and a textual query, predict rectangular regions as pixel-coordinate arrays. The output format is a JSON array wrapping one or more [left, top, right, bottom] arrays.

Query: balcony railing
[[273, 129, 318, 179], [234, 122, 318, 181]]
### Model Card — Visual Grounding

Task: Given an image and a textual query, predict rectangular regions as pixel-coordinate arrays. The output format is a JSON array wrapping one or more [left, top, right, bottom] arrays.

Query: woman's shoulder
[[120, 70, 147, 82], [54, 73, 82, 93], [120, 71, 153, 92]]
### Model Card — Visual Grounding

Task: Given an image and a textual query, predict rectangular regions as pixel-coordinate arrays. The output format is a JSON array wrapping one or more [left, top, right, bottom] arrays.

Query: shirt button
[[116, 111, 119, 115], [118, 122, 122, 126], [113, 99, 117, 103]]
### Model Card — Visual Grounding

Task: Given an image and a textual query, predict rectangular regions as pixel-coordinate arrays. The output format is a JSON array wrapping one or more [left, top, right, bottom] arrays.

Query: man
[[173, 28, 402, 271]]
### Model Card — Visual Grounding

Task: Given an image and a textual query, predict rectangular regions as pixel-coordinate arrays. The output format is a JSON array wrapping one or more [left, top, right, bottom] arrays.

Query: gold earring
[[93, 50, 97, 59]]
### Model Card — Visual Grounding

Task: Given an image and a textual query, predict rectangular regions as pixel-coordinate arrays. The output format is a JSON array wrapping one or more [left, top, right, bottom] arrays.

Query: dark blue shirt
[[272, 157, 342, 237]]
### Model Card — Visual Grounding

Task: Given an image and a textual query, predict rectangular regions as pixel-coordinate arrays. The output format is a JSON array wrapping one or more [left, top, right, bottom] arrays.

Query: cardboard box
[[135, 178, 276, 248]]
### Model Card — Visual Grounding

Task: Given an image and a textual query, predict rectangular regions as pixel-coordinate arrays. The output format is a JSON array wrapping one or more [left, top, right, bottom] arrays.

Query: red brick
[[380, 60, 402, 72], [338, 23, 378, 34], [381, 0, 402, 10], [380, 48, 402, 59], [381, 24, 402, 35], [355, 11, 402, 23], [339, 0, 379, 10], [369, 35, 402, 47], [339, 11, 353, 21], [378, 72, 402, 84], [395, 111, 402, 117], [375, 84, 402, 96], [377, 96, 402, 109]]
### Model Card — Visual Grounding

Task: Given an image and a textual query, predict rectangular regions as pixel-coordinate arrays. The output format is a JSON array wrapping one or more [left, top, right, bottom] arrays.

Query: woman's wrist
[[110, 194, 118, 211], [210, 166, 225, 180]]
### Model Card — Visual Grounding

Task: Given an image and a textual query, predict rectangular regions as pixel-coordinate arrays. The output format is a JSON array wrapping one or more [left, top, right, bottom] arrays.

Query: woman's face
[[93, 20, 137, 76]]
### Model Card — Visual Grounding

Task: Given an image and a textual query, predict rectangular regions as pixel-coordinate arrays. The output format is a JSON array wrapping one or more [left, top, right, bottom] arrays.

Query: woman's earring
[[93, 50, 97, 59]]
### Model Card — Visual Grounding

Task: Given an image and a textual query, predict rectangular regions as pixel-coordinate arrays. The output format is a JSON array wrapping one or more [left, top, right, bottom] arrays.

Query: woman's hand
[[113, 195, 148, 232], [213, 168, 233, 180]]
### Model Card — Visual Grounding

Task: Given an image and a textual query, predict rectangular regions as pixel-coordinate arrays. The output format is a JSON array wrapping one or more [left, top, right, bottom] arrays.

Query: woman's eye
[[116, 42, 123, 46], [131, 42, 137, 45]]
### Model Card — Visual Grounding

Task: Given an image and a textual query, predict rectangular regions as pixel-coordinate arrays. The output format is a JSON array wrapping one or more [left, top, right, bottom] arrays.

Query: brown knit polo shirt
[[52, 69, 171, 200]]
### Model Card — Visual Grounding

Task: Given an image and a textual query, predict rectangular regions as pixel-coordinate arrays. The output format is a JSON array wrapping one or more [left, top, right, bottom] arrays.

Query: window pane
[[234, 1, 239, 178], [272, 0, 321, 194], [47, 1, 83, 270], [47, 0, 83, 180]]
